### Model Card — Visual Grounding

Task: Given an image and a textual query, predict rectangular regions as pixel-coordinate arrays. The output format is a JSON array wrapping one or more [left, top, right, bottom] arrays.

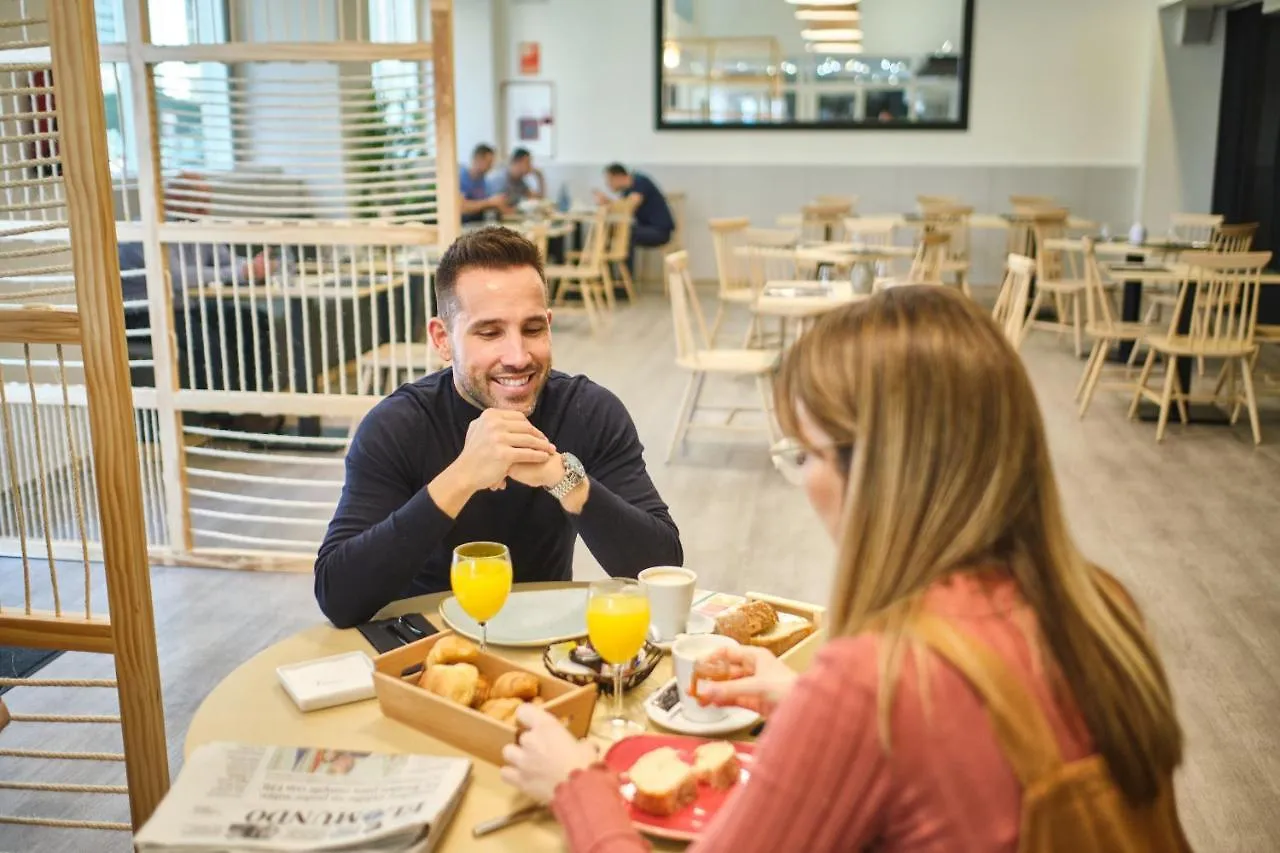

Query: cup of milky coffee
[[672, 633, 739, 723], [638, 566, 697, 644]]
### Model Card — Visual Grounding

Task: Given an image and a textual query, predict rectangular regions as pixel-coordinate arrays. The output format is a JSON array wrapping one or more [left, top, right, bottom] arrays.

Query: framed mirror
[[656, 0, 975, 130]]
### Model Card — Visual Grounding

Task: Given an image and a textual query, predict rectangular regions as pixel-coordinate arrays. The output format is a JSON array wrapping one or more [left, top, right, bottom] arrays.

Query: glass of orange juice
[[586, 578, 650, 740], [450, 542, 513, 651]]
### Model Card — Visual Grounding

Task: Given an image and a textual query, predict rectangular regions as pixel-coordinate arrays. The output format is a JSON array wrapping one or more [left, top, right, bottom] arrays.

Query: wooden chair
[[600, 201, 637, 305], [0, 2, 170, 836], [546, 206, 609, 333], [920, 204, 974, 297], [636, 190, 686, 288], [1170, 212, 1223, 245], [1006, 196, 1057, 257], [799, 202, 852, 243], [815, 194, 858, 211], [991, 254, 1036, 350], [1009, 194, 1057, 208], [905, 232, 951, 285], [1213, 222, 1258, 253], [1128, 251, 1272, 443], [708, 217, 754, 344], [664, 251, 781, 462], [740, 230, 802, 347], [917, 194, 961, 210], [1076, 237, 1155, 417], [1026, 212, 1087, 356]]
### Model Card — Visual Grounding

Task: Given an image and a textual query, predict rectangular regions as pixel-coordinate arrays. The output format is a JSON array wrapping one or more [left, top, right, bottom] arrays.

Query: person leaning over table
[[459, 143, 511, 224], [313, 227, 683, 628], [504, 287, 1190, 851], [593, 163, 674, 271]]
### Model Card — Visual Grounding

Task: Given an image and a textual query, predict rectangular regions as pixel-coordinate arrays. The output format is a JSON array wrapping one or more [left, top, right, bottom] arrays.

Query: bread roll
[[693, 741, 740, 791], [422, 662, 479, 706], [629, 748, 697, 817], [491, 671, 540, 701], [715, 600, 779, 643], [479, 697, 523, 725], [471, 674, 491, 709], [426, 634, 480, 668]]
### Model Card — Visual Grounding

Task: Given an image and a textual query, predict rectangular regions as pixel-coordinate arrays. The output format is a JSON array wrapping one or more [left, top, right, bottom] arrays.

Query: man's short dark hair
[[434, 227, 545, 324], [511, 148, 531, 162], [604, 163, 629, 177], [472, 143, 495, 159]]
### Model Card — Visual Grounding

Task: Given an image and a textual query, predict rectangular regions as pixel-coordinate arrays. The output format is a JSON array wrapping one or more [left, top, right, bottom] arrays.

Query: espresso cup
[[672, 633, 739, 723], [638, 566, 697, 644]]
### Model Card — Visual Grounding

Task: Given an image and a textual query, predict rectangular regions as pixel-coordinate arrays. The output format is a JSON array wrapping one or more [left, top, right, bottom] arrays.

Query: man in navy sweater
[[314, 227, 683, 627]]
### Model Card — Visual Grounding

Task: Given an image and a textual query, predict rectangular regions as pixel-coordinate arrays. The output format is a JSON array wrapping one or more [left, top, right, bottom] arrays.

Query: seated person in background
[[313, 227, 683, 628], [503, 287, 1189, 851], [593, 163, 674, 269], [459, 143, 510, 223], [491, 147, 545, 208]]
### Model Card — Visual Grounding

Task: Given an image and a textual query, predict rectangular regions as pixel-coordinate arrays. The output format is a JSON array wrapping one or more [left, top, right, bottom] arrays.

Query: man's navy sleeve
[[313, 398, 455, 628]]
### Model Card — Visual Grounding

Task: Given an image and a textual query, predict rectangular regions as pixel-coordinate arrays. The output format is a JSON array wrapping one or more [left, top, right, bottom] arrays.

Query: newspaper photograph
[[134, 742, 472, 853]]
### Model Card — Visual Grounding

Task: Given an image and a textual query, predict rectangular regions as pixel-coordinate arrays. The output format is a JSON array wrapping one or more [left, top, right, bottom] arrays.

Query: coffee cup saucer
[[648, 612, 716, 652], [643, 677, 761, 736]]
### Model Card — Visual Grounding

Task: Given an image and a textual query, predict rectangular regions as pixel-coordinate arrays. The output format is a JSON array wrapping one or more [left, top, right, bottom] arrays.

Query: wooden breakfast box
[[372, 630, 598, 766]]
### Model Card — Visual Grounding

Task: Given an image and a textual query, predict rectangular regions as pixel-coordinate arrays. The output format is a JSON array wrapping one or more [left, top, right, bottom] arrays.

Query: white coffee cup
[[638, 566, 697, 643], [671, 633, 739, 723]]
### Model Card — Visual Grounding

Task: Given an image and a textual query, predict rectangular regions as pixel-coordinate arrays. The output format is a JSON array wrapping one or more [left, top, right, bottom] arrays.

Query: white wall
[[494, 0, 1155, 167], [1135, 4, 1225, 226], [453, 0, 499, 154], [691, 0, 964, 59]]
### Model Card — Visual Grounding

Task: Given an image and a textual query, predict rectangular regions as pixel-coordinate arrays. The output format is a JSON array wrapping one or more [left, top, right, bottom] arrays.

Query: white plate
[[439, 587, 588, 647], [648, 612, 716, 652], [643, 678, 761, 737]]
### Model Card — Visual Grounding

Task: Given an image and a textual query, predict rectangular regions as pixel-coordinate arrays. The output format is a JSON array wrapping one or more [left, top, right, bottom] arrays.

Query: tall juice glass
[[586, 578, 650, 741], [450, 542, 513, 651]]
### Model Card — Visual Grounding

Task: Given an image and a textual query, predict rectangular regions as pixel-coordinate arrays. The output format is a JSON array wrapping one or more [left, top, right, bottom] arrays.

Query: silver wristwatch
[[546, 452, 586, 500]]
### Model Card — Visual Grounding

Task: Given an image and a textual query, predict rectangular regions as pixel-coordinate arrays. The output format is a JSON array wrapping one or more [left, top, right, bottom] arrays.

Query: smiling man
[[313, 227, 683, 628]]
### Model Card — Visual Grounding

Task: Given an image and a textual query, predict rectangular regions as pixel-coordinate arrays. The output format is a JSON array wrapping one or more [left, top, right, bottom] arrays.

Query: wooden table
[[185, 582, 820, 851]]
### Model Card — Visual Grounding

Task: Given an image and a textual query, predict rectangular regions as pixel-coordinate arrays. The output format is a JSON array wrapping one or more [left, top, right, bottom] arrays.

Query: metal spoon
[[472, 803, 546, 838]]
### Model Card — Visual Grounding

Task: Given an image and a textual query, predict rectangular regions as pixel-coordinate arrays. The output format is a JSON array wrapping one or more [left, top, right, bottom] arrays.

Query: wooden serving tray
[[372, 630, 597, 766]]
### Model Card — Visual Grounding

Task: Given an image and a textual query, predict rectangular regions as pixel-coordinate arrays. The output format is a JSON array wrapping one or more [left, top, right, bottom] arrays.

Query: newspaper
[[134, 742, 471, 853]]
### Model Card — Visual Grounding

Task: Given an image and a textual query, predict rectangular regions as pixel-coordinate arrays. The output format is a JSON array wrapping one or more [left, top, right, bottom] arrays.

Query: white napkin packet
[[276, 651, 376, 712]]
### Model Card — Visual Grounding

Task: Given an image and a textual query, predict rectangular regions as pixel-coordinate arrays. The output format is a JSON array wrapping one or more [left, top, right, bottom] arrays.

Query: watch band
[[546, 452, 585, 500]]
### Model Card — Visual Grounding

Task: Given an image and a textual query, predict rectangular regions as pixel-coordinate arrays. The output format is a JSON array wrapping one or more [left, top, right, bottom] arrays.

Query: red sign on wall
[[518, 42, 540, 76]]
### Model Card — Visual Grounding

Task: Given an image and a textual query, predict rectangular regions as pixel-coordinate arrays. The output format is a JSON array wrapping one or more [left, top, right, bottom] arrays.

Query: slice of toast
[[692, 741, 740, 791], [747, 619, 816, 656], [629, 747, 698, 817]]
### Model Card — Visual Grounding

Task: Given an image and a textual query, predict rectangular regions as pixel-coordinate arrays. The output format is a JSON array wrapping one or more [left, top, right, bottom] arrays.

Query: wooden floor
[[2, 292, 1279, 850]]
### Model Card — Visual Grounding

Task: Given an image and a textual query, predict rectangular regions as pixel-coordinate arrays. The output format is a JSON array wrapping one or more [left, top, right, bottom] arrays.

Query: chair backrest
[[709, 217, 751, 299], [1009, 194, 1056, 209], [843, 216, 897, 248], [1212, 222, 1258, 253], [522, 223, 550, 263], [800, 202, 852, 242], [993, 254, 1036, 349], [576, 206, 609, 271], [665, 250, 710, 360], [1031, 210, 1075, 282], [1169, 251, 1273, 348], [815, 194, 858, 212], [922, 204, 974, 262], [908, 232, 951, 283], [603, 201, 632, 262], [1080, 237, 1118, 332], [918, 194, 961, 210], [1170, 212, 1223, 245]]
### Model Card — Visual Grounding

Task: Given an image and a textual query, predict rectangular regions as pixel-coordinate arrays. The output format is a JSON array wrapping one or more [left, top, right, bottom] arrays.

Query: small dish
[[648, 612, 715, 652], [604, 734, 756, 842], [543, 640, 662, 694], [642, 678, 760, 736]]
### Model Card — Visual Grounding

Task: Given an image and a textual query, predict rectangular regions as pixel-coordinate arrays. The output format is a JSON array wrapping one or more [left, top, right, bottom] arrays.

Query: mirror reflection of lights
[[795, 9, 860, 22], [807, 42, 864, 54], [662, 43, 681, 69], [800, 28, 863, 41]]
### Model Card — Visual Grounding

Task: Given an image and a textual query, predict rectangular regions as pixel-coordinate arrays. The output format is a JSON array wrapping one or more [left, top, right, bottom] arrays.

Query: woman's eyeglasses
[[770, 438, 851, 485]]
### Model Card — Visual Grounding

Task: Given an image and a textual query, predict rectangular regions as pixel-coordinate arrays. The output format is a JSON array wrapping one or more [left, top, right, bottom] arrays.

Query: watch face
[[563, 452, 585, 477]]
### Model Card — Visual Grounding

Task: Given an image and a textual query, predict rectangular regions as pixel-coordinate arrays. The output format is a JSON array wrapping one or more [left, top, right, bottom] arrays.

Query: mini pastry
[[422, 662, 479, 706], [426, 635, 480, 668], [479, 697, 523, 724], [491, 671, 540, 701], [471, 674, 491, 709]]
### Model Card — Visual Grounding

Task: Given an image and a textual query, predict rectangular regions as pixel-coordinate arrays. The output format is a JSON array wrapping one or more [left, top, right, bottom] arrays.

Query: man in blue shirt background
[[594, 163, 674, 270], [459, 143, 510, 223]]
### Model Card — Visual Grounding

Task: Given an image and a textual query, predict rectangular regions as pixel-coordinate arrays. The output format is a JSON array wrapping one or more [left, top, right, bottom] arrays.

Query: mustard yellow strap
[[910, 614, 1063, 786]]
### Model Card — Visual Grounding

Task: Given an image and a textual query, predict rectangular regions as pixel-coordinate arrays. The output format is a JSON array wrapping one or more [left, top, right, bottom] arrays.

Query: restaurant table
[[186, 581, 821, 851]]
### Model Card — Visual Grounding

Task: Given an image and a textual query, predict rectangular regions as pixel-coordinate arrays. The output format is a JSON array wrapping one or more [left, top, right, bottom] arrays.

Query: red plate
[[603, 733, 754, 842]]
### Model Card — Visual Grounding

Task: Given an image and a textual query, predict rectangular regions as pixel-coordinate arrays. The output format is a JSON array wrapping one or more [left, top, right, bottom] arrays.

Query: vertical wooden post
[[46, 0, 171, 828], [122, 0, 193, 556], [431, 0, 459, 249]]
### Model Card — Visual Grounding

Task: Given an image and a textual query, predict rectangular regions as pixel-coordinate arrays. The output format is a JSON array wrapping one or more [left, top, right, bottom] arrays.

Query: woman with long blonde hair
[[503, 286, 1189, 851]]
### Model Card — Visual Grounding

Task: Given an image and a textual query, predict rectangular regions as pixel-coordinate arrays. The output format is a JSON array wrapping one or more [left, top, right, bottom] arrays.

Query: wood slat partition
[[47, 0, 170, 828]]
